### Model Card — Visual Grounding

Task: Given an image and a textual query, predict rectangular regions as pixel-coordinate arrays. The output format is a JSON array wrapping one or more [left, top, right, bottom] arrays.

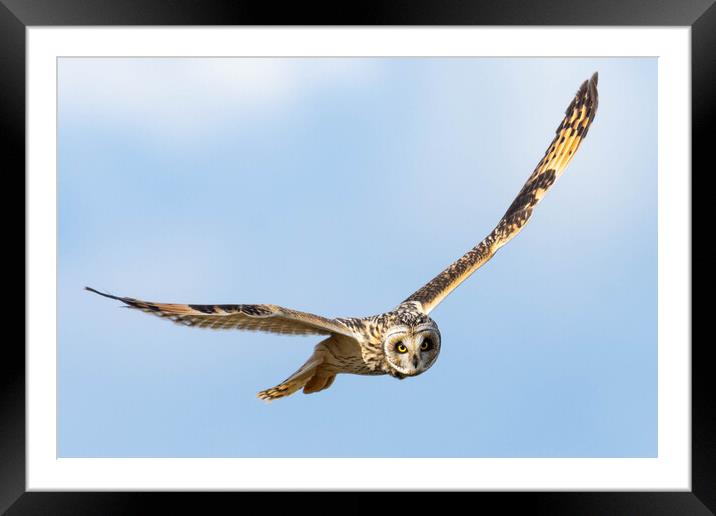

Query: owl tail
[[257, 353, 336, 402]]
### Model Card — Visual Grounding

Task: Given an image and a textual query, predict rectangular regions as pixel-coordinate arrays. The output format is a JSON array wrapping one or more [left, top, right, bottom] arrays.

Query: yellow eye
[[395, 342, 408, 353], [421, 338, 433, 351]]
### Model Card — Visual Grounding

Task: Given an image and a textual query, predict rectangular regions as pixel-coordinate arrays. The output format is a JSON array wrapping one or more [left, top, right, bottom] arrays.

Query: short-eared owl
[[88, 73, 599, 401]]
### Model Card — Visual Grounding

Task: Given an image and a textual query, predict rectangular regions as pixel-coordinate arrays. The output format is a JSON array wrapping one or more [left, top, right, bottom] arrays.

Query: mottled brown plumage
[[405, 72, 599, 312], [88, 73, 599, 401]]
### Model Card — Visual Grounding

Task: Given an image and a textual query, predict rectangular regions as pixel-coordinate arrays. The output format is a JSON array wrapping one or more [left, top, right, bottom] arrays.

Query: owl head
[[382, 316, 441, 378]]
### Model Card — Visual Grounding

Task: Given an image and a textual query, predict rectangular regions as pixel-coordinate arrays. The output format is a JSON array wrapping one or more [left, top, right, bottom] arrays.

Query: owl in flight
[[88, 72, 599, 401]]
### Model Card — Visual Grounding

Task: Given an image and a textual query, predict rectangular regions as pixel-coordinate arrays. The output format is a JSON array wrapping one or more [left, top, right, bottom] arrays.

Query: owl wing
[[86, 287, 357, 338], [405, 72, 599, 314]]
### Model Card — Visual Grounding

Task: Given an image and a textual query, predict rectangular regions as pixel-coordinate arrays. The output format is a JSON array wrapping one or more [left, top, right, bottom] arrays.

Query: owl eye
[[421, 338, 433, 351], [395, 342, 408, 353]]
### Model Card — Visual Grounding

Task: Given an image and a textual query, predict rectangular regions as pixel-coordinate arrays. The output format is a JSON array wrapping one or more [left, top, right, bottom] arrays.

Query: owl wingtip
[[85, 286, 124, 303], [588, 72, 599, 111], [85, 286, 108, 297], [579, 71, 598, 96]]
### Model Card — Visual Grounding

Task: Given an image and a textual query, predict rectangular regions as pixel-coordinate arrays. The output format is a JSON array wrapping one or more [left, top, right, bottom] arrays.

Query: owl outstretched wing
[[86, 287, 357, 338], [405, 72, 599, 314]]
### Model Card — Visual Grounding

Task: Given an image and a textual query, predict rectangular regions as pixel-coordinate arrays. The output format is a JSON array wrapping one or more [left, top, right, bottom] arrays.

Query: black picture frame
[[4, 1, 709, 513]]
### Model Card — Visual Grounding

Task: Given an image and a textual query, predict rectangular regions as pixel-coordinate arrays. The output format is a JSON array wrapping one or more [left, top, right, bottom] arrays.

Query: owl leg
[[303, 373, 336, 394], [257, 338, 344, 401], [256, 357, 321, 401]]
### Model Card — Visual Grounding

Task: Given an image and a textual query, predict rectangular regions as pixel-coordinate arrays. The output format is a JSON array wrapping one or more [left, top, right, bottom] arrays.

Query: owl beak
[[412, 355, 419, 368]]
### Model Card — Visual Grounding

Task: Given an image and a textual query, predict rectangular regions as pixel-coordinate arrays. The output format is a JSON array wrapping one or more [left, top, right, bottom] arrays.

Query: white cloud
[[58, 57, 380, 142]]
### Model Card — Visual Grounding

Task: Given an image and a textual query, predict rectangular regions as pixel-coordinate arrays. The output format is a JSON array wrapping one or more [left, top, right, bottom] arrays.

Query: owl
[[88, 72, 599, 401]]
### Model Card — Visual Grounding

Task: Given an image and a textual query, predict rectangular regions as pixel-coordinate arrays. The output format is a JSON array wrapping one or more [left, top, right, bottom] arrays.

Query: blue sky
[[58, 57, 657, 458]]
